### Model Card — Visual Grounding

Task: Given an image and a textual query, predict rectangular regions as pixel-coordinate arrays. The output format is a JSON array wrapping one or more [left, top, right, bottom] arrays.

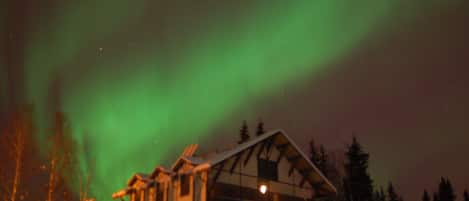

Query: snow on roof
[[184, 156, 206, 165], [127, 172, 151, 186], [203, 129, 282, 165], [150, 166, 171, 179]]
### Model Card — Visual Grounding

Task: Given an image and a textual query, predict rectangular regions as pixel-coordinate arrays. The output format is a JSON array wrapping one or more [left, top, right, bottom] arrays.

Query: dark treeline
[[2, 109, 467, 201], [238, 120, 469, 201]]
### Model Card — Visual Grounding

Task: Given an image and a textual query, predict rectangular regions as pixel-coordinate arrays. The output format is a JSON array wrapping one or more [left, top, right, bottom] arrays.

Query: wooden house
[[112, 130, 336, 201]]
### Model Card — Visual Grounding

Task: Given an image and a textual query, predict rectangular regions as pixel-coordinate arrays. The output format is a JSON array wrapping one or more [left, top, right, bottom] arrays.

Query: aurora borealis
[[2, 1, 469, 201]]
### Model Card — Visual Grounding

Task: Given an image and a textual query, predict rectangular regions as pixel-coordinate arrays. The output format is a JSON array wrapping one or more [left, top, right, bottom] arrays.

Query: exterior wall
[[129, 180, 150, 201], [124, 167, 207, 201], [117, 136, 325, 201], [211, 182, 309, 201], [212, 144, 314, 200], [173, 163, 195, 201]]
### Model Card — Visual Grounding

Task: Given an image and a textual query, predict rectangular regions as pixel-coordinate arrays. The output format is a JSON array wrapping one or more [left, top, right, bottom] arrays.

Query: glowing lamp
[[259, 184, 268, 194]]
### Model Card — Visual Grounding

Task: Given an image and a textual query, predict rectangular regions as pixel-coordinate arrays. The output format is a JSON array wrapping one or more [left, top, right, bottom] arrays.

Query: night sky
[[1, 1, 469, 200]]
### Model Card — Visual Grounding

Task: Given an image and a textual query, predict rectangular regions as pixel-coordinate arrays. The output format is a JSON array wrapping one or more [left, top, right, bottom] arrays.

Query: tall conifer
[[309, 139, 320, 166], [256, 120, 265, 136], [388, 183, 399, 201], [463, 190, 468, 201], [423, 190, 430, 201], [343, 136, 373, 201], [238, 120, 250, 144], [438, 178, 456, 201], [318, 145, 328, 176], [433, 192, 440, 201]]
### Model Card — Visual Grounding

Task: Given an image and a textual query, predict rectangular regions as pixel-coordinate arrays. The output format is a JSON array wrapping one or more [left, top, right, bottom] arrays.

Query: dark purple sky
[[1, 1, 469, 201], [210, 3, 469, 200]]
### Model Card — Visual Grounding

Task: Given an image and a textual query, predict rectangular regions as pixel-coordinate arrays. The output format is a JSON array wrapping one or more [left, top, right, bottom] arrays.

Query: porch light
[[259, 184, 268, 194]]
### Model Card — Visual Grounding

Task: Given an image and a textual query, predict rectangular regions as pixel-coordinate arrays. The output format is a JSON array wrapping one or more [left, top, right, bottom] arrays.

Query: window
[[135, 191, 140, 201], [180, 175, 190, 196], [258, 158, 278, 181], [156, 183, 165, 201], [133, 190, 143, 201]]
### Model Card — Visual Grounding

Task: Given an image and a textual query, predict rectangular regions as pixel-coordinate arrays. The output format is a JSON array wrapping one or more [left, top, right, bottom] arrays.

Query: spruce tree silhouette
[[318, 144, 328, 177], [256, 120, 265, 136], [423, 190, 431, 201], [463, 190, 468, 201], [373, 190, 381, 201], [343, 177, 352, 201], [238, 120, 250, 144], [373, 188, 386, 201], [309, 138, 320, 167], [343, 136, 373, 201], [433, 192, 440, 201], [387, 183, 399, 201], [379, 186, 386, 201], [438, 178, 447, 201], [446, 179, 456, 201], [438, 178, 456, 201]]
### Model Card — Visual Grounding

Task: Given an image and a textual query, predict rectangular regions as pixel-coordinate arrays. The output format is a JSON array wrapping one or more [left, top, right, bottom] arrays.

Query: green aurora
[[9, 0, 438, 199]]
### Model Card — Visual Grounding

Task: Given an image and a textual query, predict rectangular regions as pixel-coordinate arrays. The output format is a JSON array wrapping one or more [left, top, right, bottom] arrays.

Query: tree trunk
[[10, 151, 21, 201], [10, 125, 24, 201], [47, 159, 56, 201]]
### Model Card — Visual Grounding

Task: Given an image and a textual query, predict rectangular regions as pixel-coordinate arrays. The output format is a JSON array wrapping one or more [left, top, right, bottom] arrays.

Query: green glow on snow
[[20, 1, 407, 200]]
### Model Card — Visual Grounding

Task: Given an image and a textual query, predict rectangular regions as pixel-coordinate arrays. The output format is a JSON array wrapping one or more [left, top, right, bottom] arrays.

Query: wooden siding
[[210, 143, 314, 200], [210, 182, 310, 201]]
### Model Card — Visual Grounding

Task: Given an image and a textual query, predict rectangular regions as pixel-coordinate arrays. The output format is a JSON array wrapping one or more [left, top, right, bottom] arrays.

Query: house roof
[[127, 172, 151, 186], [114, 129, 337, 199], [171, 144, 202, 171], [150, 166, 171, 179], [201, 129, 337, 196]]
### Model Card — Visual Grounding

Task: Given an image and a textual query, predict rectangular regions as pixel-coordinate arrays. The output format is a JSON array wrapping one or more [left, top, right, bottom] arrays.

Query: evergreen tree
[[238, 120, 250, 144], [446, 179, 456, 201], [423, 190, 431, 201], [343, 137, 374, 201], [309, 139, 320, 166], [256, 120, 265, 136], [438, 178, 456, 201], [323, 152, 345, 201], [373, 188, 386, 201], [318, 145, 328, 176], [343, 178, 352, 201], [387, 183, 399, 201], [373, 190, 381, 201], [433, 192, 440, 201], [379, 186, 386, 201], [463, 190, 468, 201], [438, 178, 447, 201]]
